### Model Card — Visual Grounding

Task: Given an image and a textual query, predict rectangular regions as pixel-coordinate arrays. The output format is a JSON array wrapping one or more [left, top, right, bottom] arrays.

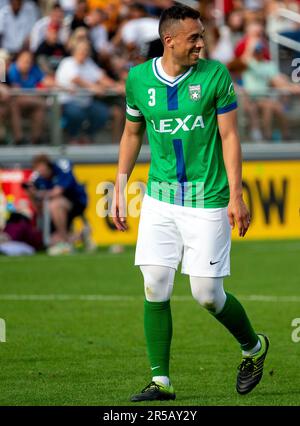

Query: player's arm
[[112, 119, 145, 231], [218, 109, 250, 237]]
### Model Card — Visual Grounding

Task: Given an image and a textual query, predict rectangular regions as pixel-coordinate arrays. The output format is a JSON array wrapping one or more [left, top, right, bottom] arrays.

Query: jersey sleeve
[[215, 64, 238, 115], [125, 69, 144, 122]]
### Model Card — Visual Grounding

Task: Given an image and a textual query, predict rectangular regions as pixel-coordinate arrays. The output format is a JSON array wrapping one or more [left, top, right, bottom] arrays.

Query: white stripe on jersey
[[126, 104, 143, 117]]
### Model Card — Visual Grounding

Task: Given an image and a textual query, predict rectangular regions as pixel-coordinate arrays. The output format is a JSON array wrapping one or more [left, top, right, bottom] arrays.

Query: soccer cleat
[[236, 333, 270, 395], [130, 381, 176, 402]]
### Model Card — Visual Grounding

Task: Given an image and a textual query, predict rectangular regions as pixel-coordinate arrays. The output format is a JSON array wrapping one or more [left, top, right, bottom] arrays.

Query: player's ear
[[164, 33, 174, 48]]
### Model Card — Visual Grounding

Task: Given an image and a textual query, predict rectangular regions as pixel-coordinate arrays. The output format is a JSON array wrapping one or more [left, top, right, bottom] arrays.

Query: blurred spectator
[[56, 40, 124, 144], [0, 0, 39, 55], [30, 3, 69, 52], [58, 0, 77, 16], [66, 25, 107, 67], [35, 22, 68, 75], [0, 83, 11, 143], [234, 21, 271, 61], [115, 2, 159, 58], [1, 211, 43, 252], [66, 25, 89, 50], [85, 7, 118, 75], [242, 41, 300, 140], [87, 0, 121, 34], [8, 50, 54, 145], [209, 26, 235, 64], [227, 9, 245, 47], [227, 57, 263, 142], [142, 0, 175, 17], [0, 49, 11, 144], [69, 0, 88, 31], [86, 8, 112, 57], [26, 154, 87, 254]]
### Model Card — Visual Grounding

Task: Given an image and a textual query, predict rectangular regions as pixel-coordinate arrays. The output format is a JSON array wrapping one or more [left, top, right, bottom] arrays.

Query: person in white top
[[0, 0, 39, 54], [30, 3, 69, 52], [86, 8, 112, 56], [113, 3, 159, 57], [56, 40, 124, 143]]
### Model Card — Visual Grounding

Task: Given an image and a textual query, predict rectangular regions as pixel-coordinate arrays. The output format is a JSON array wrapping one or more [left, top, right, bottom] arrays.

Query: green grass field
[[0, 240, 299, 406]]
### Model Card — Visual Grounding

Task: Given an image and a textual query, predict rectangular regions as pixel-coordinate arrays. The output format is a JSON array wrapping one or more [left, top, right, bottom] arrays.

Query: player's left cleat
[[130, 381, 176, 402], [236, 333, 270, 395]]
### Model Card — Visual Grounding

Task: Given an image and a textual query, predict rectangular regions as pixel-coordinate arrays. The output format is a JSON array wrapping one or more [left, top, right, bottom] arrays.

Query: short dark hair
[[159, 4, 201, 40]]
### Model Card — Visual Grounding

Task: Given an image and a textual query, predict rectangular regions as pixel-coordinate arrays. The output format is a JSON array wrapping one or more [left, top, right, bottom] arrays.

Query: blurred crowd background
[[0, 0, 300, 145]]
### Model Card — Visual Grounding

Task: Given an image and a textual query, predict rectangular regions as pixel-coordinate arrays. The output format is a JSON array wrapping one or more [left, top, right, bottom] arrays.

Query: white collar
[[152, 57, 193, 87]]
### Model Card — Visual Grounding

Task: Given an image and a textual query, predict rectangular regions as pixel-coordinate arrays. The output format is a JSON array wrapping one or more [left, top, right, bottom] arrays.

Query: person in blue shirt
[[27, 154, 87, 252], [8, 50, 54, 145]]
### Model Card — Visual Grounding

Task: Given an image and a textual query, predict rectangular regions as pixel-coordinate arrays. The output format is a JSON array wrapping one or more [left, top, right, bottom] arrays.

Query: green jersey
[[125, 57, 237, 208]]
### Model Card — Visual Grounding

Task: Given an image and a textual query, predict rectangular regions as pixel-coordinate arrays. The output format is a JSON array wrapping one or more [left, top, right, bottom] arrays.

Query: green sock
[[144, 299, 172, 377], [214, 292, 259, 351]]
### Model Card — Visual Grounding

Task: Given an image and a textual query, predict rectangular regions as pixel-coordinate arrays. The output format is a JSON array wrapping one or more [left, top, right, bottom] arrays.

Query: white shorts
[[135, 194, 231, 277]]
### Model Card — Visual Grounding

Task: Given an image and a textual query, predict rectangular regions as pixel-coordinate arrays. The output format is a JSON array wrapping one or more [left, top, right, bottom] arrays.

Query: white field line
[[0, 294, 299, 302], [0, 242, 298, 263]]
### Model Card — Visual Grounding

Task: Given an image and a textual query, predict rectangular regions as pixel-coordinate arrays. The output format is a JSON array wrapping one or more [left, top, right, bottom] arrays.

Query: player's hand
[[227, 196, 250, 237], [111, 188, 128, 232]]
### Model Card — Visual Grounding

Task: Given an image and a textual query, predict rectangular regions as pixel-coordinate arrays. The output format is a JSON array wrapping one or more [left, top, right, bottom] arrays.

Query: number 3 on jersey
[[148, 88, 156, 106]]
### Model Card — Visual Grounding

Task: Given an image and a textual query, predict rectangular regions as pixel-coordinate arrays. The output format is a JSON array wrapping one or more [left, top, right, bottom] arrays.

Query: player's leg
[[179, 206, 269, 394], [190, 275, 259, 349], [131, 195, 182, 402], [130, 265, 176, 402], [189, 276, 269, 394], [142, 265, 174, 386]]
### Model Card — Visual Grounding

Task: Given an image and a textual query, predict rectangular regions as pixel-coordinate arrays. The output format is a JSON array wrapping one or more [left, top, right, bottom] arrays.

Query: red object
[[48, 21, 60, 31], [224, 0, 234, 15], [235, 37, 271, 60], [0, 169, 36, 221]]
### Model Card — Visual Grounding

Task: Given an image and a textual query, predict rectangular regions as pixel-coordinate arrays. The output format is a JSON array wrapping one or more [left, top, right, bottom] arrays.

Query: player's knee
[[140, 265, 175, 302], [191, 288, 217, 312], [190, 277, 226, 314], [144, 282, 172, 302], [199, 297, 218, 312]]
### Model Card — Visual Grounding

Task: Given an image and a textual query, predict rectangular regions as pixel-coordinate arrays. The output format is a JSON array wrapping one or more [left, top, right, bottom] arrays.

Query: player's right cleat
[[130, 381, 176, 402], [236, 333, 270, 395]]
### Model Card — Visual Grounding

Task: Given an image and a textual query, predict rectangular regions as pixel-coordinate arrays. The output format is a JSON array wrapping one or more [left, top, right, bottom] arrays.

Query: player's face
[[170, 18, 205, 67]]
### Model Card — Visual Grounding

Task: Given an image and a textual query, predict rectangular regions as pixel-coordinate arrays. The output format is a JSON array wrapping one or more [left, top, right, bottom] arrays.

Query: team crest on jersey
[[189, 84, 201, 101]]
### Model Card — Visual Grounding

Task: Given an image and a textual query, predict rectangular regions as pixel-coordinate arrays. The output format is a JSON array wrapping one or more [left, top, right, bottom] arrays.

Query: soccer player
[[112, 4, 269, 402]]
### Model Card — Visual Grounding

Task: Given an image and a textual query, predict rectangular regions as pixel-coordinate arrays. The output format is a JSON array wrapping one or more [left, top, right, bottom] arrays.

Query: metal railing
[[236, 88, 300, 143], [0, 88, 299, 146], [1, 88, 121, 146]]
